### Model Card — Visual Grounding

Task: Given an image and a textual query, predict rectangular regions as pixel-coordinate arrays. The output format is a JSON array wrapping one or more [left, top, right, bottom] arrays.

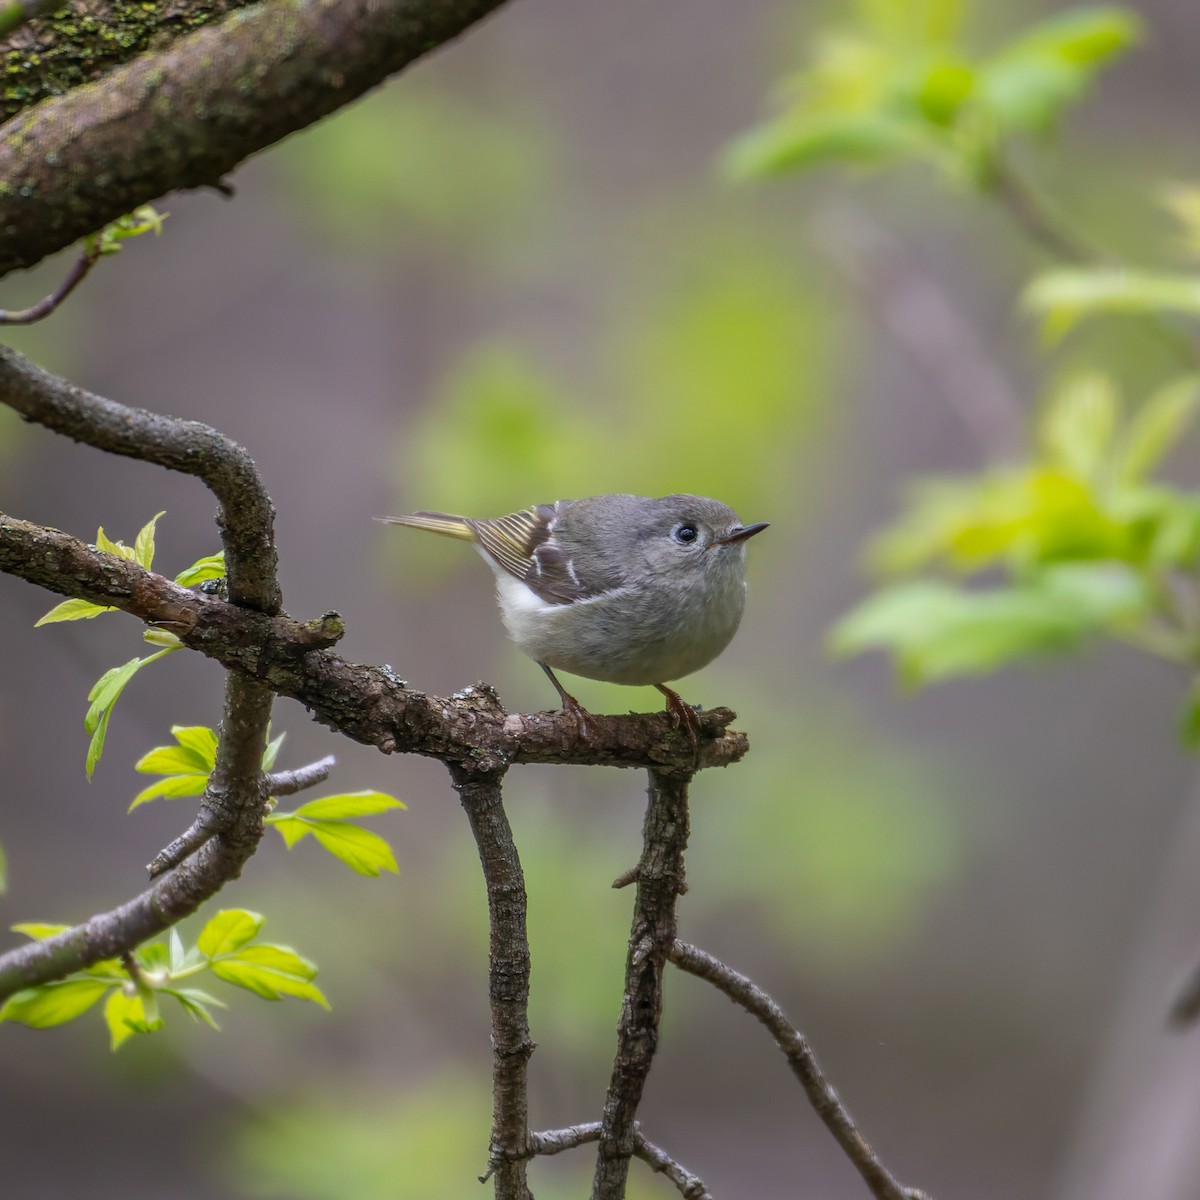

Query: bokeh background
[[4, 1, 1200, 1197]]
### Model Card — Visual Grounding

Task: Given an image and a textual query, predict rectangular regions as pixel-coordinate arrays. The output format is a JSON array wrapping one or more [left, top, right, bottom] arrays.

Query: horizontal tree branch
[[0, 0, 511, 277], [0, 514, 751, 772], [669, 940, 930, 1200]]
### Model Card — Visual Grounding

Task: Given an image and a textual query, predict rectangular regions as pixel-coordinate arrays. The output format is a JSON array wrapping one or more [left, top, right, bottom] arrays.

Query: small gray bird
[[380, 493, 767, 735]]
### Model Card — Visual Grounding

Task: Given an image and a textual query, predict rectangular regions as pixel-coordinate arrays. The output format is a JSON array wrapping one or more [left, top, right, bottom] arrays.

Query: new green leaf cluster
[[34, 513, 225, 777], [726, 2, 1140, 183], [0, 910, 326, 1051], [832, 371, 1200, 690], [133, 726, 405, 875]]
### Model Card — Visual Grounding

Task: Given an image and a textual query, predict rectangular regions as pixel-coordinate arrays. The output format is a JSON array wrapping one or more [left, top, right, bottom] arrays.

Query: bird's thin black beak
[[714, 521, 769, 546]]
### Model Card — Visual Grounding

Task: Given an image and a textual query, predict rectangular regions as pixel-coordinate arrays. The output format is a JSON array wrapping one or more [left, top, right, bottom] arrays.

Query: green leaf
[[309, 822, 399, 877], [261, 730, 286, 772], [129, 774, 209, 811], [34, 597, 115, 626], [211, 945, 329, 1008], [133, 511, 165, 569], [291, 791, 406, 820], [1162, 184, 1200, 261], [0, 979, 110, 1028], [103, 988, 161, 1051], [165, 987, 226, 1030], [169, 929, 187, 975], [84, 656, 146, 781], [94, 526, 131, 558], [1038, 371, 1119, 482], [1114, 376, 1200, 484], [174, 551, 226, 587], [197, 909, 265, 958], [831, 564, 1149, 684], [263, 814, 315, 850], [724, 111, 926, 179], [11, 922, 71, 940], [978, 7, 1141, 133], [1024, 269, 1200, 341]]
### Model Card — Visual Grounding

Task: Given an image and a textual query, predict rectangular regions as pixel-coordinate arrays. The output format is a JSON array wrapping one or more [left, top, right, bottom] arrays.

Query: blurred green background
[[4, 2, 1200, 1197]]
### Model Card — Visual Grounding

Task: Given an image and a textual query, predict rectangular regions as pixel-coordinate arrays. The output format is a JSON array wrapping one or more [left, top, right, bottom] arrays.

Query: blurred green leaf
[[1113, 375, 1200, 483], [1181, 678, 1200, 748], [0, 979, 110, 1028], [11, 922, 71, 940], [1024, 268, 1200, 341], [832, 563, 1149, 683], [198, 909, 265, 958], [165, 987, 226, 1030], [725, 110, 926, 179], [1038, 370, 1119, 482]]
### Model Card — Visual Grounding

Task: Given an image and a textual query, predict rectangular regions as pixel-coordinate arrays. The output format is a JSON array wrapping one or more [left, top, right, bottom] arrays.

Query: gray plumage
[[380, 492, 767, 701]]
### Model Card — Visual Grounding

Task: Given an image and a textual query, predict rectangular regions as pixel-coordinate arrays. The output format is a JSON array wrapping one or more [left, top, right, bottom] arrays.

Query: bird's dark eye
[[672, 523, 699, 545]]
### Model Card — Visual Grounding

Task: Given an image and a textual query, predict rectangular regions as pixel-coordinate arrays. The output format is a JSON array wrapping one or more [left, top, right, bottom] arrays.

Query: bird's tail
[[376, 511, 476, 541]]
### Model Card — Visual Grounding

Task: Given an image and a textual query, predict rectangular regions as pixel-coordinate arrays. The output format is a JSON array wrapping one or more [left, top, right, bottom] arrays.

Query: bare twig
[[987, 154, 1100, 265], [451, 763, 532, 1200], [669, 940, 929, 1200], [0, 239, 101, 324], [592, 769, 692, 1200], [528, 1122, 603, 1156], [633, 1132, 713, 1200], [264, 755, 336, 797]]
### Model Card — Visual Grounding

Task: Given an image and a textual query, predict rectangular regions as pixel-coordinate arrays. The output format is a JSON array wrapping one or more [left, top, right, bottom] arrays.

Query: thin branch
[[0, 513, 750, 774], [264, 754, 336, 797], [669, 940, 930, 1200], [0, 239, 101, 324], [450, 763, 532, 1200], [528, 1122, 603, 1157], [633, 1132, 713, 1200], [987, 154, 1101, 265], [592, 769, 693, 1200], [0, 671, 273, 1000], [0, 344, 279, 612], [818, 205, 1024, 460], [0, 0, 513, 277]]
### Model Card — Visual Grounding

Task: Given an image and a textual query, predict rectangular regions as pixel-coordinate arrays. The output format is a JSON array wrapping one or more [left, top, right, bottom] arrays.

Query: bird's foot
[[655, 684, 702, 761], [540, 661, 594, 738]]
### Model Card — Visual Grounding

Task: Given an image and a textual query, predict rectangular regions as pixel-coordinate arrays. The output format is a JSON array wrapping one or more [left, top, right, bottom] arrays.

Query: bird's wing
[[469, 504, 605, 606]]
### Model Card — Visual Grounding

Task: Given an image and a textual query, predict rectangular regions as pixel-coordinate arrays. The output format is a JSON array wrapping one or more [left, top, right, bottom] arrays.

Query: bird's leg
[[539, 662, 593, 738], [655, 683, 701, 759]]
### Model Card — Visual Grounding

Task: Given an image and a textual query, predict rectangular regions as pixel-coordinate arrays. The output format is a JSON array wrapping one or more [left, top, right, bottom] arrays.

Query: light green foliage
[[725, 3, 1139, 184], [832, 370, 1200, 686], [266, 792, 406, 877], [83, 205, 167, 259], [0, 909, 325, 1050], [1026, 268, 1200, 341], [33, 514, 225, 777], [132, 725, 405, 874]]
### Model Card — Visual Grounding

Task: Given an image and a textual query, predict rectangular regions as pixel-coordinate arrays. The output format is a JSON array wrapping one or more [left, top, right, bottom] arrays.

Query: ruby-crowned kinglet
[[379, 494, 768, 731]]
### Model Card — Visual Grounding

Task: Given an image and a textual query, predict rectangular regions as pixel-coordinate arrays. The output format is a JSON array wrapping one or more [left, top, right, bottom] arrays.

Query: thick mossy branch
[[0, 0, 511, 277], [1, 0, 256, 122]]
